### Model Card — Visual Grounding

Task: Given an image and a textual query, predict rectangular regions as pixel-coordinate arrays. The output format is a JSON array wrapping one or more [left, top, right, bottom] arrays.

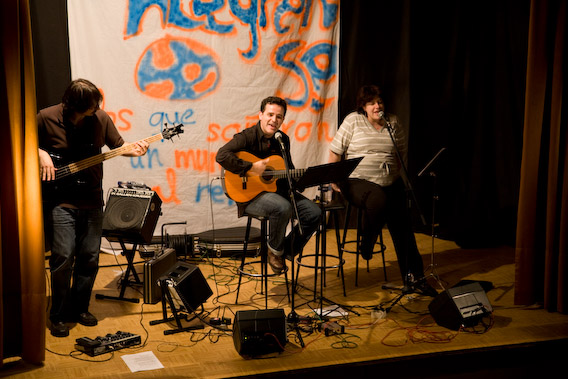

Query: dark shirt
[[216, 122, 294, 215], [38, 104, 124, 208]]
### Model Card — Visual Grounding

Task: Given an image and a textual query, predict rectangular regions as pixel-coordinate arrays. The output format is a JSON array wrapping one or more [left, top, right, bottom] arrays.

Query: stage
[[3, 228, 567, 378]]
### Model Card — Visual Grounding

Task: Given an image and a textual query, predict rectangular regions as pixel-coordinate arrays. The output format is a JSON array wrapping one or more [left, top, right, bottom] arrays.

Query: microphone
[[378, 111, 391, 129], [274, 131, 286, 151]]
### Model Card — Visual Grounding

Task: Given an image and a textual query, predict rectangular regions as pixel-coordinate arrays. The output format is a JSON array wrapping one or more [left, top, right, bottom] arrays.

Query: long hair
[[356, 85, 383, 116], [62, 78, 102, 115]]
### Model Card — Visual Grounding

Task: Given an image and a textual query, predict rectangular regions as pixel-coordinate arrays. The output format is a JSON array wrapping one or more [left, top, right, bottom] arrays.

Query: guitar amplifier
[[102, 188, 162, 244], [193, 227, 261, 258]]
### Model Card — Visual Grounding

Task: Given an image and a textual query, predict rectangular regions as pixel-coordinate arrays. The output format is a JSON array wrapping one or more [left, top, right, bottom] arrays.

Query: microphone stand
[[379, 115, 428, 313], [277, 136, 305, 348]]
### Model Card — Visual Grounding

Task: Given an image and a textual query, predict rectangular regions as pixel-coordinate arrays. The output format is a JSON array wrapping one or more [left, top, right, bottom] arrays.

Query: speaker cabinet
[[102, 188, 162, 244], [428, 282, 493, 331], [233, 309, 286, 356], [163, 261, 212, 313]]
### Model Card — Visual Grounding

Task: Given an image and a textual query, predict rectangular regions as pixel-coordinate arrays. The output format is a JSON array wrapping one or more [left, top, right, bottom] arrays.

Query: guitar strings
[[54, 133, 165, 179]]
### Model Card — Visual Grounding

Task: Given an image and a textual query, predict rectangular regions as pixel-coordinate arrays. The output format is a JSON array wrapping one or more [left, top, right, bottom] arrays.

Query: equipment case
[[192, 226, 261, 258]]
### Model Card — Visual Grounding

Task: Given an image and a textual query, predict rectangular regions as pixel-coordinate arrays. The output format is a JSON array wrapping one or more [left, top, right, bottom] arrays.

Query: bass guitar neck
[[45, 123, 184, 181]]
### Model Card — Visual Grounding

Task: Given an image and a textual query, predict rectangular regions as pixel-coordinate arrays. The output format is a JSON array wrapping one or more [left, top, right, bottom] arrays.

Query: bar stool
[[341, 203, 388, 286], [295, 185, 347, 298], [235, 214, 290, 309]]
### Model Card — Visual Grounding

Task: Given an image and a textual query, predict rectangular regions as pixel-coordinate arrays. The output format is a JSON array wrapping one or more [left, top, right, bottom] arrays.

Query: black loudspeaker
[[102, 188, 162, 244], [428, 282, 493, 331], [163, 261, 213, 313], [233, 309, 286, 356]]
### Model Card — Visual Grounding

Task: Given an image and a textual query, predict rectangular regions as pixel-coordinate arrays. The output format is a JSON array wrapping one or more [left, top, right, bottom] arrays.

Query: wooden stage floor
[[3, 229, 568, 378]]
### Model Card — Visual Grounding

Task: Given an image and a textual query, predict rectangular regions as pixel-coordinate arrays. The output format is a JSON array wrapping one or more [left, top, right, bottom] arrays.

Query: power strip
[[210, 317, 231, 325]]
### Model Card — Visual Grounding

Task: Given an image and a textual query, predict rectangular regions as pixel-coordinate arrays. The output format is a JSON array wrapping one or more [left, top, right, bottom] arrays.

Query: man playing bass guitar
[[216, 96, 321, 274], [38, 79, 149, 337]]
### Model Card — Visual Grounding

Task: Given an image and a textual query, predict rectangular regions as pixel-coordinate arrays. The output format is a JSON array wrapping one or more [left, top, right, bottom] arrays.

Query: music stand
[[418, 147, 447, 290], [295, 157, 363, 316], [295, 157, 363, 191]]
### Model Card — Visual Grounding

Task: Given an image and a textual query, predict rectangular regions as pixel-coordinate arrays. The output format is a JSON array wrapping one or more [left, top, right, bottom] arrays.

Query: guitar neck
[[266, 168, 306, 179], [55, 133, 163, 180]]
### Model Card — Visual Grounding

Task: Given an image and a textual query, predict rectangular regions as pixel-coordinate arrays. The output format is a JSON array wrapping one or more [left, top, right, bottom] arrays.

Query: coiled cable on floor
[[165, 233, 193, 258], [161, 221, 191, 259]]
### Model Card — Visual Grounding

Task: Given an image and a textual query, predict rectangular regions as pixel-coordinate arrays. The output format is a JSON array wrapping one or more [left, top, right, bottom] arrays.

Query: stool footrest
[[238, 261, 288, 278], [341, 240, 386, 255], [296, 254, 345, 270]]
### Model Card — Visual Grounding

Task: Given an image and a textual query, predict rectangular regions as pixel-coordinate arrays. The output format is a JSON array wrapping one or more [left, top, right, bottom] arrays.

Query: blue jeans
[[48, 206, 103, 321], [244, 192, 321, 257]]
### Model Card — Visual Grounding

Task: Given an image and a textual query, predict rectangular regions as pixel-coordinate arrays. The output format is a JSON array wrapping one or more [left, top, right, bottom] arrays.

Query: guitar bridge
[[241, 176, 247, 190]]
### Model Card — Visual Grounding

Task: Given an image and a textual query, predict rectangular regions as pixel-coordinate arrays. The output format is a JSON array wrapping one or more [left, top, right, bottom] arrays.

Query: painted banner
[[67, 0, 339, 238]]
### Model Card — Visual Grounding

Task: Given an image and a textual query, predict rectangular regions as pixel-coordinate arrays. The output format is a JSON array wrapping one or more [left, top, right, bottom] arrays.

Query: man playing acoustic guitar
[[216, 96, 321, 274], [38, 79, 149, 337]]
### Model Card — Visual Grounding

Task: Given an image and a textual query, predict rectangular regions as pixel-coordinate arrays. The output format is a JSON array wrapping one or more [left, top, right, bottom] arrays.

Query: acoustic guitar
[[221, 151, 306, 202]]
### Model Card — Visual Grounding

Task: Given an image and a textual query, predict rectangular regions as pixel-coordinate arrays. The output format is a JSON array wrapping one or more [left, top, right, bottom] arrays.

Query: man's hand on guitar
[[249, 158, 269, 176], [39, 149, 56, 181], [124, 141, 149, 157]]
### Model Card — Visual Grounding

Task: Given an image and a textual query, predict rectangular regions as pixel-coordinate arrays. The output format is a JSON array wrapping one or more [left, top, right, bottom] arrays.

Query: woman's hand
[[328, 151, 342, 192]]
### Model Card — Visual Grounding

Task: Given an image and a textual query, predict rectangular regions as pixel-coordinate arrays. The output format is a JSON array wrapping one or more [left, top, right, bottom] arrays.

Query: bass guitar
[[221, 151, 306, 203], [42, 123, 183, 191]]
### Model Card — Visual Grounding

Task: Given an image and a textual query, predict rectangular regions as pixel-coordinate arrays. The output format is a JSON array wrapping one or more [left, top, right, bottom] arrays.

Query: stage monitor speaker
[[233, 309, 286, 356], [428, 282, 493, 331], [102, 187, 162, 244], [162, 261, 213, 313]]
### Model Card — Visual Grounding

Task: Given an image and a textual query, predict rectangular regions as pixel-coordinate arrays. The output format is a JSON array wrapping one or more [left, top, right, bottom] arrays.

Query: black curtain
[[30, 0, 70, 111], [340, 0, 530, 247]]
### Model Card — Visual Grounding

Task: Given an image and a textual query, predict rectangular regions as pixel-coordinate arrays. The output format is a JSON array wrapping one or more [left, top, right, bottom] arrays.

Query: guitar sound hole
[[261, 166, 274, 183]]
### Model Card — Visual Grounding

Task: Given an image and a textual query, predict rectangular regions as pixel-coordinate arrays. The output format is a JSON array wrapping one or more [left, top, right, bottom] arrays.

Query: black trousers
[[339, 178, 424, 281]]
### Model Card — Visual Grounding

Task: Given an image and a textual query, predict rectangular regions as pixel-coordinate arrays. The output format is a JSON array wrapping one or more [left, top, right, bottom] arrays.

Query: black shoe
[[284, 247, 299, 261], [360, 250, 373, 260], [414, 281, 438, 297], [77, 312, 98, 326], [50, 321, 69, 337]]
